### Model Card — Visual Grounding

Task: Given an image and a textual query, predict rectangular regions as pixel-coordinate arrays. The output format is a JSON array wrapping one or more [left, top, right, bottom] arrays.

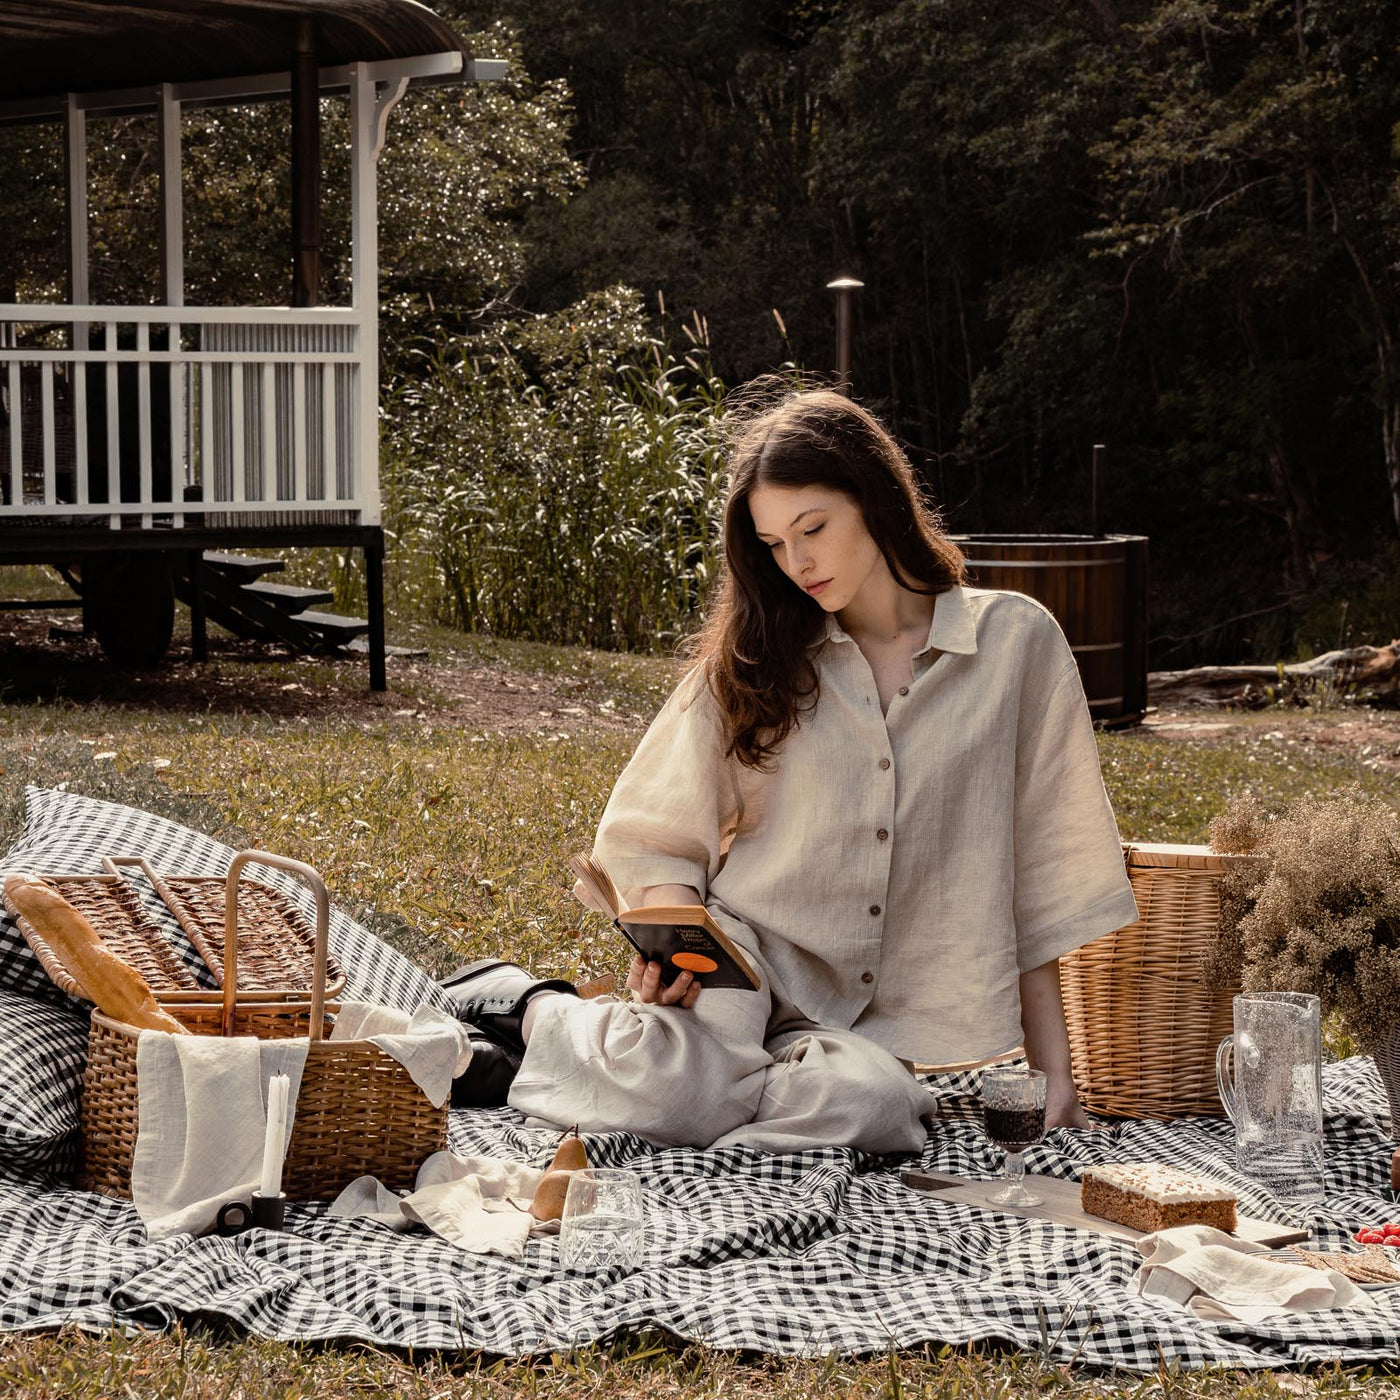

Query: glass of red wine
[[981, 1066, 1047, 1206]]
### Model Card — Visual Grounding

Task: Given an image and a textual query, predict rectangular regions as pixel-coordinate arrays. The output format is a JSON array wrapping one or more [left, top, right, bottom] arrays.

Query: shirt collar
[[819, 585, 979, 656]]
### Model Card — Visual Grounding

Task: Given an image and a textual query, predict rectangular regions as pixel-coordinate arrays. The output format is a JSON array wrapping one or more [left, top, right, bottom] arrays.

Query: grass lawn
[[1, 613, 1398, 1396]]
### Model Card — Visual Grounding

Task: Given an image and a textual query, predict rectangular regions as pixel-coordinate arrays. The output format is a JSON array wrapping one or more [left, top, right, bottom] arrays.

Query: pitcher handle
[[1215, 1033, 1238, 1124]]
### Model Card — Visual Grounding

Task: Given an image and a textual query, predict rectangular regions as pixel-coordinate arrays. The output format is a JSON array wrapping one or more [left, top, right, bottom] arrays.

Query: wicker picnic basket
[[1058, 842, 1246, 1122], [8, 853, 349, 1005], [5, 850, 447, 1200]]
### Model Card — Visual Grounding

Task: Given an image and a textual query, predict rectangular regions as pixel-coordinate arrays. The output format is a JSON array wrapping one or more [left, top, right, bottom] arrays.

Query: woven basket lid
[[1124, 841, 1250, 870]]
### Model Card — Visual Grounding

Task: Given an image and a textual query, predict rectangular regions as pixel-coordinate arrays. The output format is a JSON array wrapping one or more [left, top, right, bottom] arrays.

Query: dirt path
[[1137, 706, 1400, 776], [4, 609, 1398, 765], [0, 611, 652, 732]]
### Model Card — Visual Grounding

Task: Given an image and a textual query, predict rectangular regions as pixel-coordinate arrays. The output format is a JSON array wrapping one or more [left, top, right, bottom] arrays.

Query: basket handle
[[100, 854, 228, 983], [224, 851, 331, 1043]]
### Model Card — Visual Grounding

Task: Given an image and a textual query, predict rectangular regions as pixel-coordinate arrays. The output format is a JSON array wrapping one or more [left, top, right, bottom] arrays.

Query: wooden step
[[241, 580, 334, 612], [343, 636, 427, 658], [290, 609, 370, 642], [202, 551, 285, 582]]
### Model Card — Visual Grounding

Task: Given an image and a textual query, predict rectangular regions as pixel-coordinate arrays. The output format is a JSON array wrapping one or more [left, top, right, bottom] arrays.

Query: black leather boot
[[441, 958, 577, 1057], [450, 1033, 523, 1109]]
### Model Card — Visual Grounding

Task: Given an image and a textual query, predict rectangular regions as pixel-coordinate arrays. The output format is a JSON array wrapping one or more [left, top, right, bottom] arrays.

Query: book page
[[566, 851, 623, 919], [618, 905, 715, 929]]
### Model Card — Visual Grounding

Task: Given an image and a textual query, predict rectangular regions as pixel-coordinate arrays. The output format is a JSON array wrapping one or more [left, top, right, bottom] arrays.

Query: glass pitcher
[[1215, 991, 1324, 1201]]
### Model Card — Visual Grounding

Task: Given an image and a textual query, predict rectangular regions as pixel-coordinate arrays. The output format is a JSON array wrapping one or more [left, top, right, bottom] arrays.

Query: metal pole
[[826, 276, 864, 395], [1091, 442, 1105, 537]]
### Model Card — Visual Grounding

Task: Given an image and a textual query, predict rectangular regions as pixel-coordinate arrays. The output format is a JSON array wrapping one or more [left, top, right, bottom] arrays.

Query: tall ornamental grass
[[384, 288, 730, 652]]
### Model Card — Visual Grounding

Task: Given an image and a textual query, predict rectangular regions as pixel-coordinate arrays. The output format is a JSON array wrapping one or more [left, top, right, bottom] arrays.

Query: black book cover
[[616, 916, 760, 991]]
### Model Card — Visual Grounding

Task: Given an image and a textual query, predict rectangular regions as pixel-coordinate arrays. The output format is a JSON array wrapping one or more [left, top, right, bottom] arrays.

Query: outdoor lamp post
[[826, 276, 864, 395]]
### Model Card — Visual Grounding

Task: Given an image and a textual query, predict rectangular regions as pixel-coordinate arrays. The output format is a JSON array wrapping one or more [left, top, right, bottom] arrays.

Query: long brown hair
[[688, 384, 966, 769]]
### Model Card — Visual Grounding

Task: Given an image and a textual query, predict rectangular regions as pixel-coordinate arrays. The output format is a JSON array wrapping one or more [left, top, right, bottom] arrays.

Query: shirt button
[[876, 828, 888, 841], [898, 685, 909, 696], [869, 904, 881, 916], [861, 971, 874, 984], [878, 757, 890, 770]]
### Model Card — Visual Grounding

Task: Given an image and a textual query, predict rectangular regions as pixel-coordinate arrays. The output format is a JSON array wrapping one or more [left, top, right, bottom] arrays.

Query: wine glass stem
[[1005, 1149, 1024, 1189]]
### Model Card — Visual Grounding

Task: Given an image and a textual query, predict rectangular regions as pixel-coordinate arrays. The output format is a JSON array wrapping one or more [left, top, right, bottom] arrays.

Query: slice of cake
[[1080, 1163, 1238, 1234]]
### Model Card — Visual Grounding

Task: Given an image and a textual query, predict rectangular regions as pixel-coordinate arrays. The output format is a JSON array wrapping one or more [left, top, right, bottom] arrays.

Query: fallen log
[[1149, 641, 1400, 708]]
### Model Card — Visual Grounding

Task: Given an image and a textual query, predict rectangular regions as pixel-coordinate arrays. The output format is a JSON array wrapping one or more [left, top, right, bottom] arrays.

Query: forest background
[[4, 0, 1400, 668]]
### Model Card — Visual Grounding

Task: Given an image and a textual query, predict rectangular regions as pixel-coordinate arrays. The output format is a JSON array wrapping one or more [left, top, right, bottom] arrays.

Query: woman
[[448, 386, 1137, 1152]]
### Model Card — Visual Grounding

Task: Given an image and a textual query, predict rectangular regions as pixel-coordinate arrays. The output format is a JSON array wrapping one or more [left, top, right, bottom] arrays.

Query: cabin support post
[[186, 548, 206, 661], [350, 62, 403, 692], [349, 64, 378, 527], [64, 92, 88, 331], [157, 83, 183, 307], [365, 533, 385, 691], [291, 18, 321, 308], [158, 81, 186, 516]]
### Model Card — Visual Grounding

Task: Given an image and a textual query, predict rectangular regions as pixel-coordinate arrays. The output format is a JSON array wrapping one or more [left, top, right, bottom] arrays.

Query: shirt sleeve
[[1013, 661, 1139, 972], [592, 667, 738, 904]]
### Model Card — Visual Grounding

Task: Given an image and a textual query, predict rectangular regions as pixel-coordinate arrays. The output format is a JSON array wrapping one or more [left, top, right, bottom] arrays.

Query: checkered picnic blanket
[[4, 786, 1400, 1368]]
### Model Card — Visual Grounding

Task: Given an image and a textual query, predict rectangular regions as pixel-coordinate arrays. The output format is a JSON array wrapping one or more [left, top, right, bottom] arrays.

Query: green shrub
[[382, 287, 730, 651]]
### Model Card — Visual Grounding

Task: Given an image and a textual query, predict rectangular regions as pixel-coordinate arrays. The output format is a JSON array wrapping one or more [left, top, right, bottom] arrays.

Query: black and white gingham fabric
[[0, 989, 87, 1177], [3, 788, 1400, 1367]]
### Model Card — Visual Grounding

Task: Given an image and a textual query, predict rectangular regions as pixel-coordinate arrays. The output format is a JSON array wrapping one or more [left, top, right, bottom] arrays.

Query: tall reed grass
[[382, 288, 730, 652]]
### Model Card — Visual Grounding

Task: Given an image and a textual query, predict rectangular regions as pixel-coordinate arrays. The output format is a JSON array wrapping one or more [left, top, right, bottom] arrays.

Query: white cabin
[[0, 0, 503, 686]]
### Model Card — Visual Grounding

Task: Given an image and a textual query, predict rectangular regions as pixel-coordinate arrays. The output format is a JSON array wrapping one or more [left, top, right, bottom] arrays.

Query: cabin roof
[[0, 0, 467, 103]]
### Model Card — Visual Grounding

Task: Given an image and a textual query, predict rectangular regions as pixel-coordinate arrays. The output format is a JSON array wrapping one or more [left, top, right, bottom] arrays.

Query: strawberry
[[1383, 1222, 1400, 1238], [1356, 1228, 1385, 1244]]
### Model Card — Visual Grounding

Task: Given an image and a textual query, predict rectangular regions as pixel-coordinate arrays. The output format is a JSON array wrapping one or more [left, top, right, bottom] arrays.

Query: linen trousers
[[508, 932, 934, 1153]]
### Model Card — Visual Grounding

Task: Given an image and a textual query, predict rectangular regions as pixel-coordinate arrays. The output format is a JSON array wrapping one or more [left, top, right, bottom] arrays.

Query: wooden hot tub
[[951, 534, 1148, 724]]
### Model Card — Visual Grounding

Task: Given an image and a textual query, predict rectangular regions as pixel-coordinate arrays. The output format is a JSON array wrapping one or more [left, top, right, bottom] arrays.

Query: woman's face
[[748, 482, 885, 613]]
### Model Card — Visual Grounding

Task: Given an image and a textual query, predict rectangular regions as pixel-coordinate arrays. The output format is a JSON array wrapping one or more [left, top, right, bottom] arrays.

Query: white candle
[[259, 1073, 290, 1199]]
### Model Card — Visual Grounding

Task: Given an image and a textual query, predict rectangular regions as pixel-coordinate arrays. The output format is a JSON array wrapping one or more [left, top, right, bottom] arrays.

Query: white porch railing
[[0, 304, 375, 528]]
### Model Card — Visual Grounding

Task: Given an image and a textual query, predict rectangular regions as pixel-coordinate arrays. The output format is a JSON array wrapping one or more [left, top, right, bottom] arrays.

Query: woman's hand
[[1045, 1086, 1094, 1131], [626, 954, 702, 1008], [1020, 958, 1096, 1131]]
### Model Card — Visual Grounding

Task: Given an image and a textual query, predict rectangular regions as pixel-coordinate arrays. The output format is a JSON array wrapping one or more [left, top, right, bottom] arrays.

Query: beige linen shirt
[[593, 585, 1138, 1065]]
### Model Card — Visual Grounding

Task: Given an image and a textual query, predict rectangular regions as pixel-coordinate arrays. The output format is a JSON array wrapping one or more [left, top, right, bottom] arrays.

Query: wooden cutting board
[[899, 1170, 1311, 1247]]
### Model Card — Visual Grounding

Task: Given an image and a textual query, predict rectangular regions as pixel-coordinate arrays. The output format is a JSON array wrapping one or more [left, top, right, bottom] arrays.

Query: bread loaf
[[3, 873, 188, 1034]]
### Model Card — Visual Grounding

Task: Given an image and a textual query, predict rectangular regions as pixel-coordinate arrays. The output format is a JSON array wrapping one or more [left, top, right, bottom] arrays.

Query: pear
[[528, 1168, 575, 1222], [547, 1124, 588, 1174], [528, 1126, 590, 1221]]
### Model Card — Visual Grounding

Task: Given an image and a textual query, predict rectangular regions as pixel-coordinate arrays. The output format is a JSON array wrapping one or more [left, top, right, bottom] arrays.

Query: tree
[[470, 0, 840, 379], [815, 1, 1128, 516], [1092, 0, 1400, 547]]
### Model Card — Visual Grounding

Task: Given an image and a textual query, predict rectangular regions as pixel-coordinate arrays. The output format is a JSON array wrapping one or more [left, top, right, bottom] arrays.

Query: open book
[[567, 852, 761, 992]]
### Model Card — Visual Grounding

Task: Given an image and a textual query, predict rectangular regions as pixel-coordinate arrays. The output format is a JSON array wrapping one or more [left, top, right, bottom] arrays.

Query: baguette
[[3, 873, 188, 1034]]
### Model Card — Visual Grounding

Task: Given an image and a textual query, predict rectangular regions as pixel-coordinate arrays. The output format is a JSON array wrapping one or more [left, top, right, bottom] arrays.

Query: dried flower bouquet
[[1205, 791, 1400, 1126]]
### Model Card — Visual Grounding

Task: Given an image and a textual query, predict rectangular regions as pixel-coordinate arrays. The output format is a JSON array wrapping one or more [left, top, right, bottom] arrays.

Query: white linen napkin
[[1135, 1224, 1370, 1322], [330, 1151, 552, 1258], [329, 1000, 474, 1108], [132, 1030, 308, 1242]]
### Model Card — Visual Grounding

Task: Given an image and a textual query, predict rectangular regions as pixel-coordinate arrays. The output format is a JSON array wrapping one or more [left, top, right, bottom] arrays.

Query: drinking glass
[[558, 1168, 645, 1273], [982, 1066, 1047, 1206]]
